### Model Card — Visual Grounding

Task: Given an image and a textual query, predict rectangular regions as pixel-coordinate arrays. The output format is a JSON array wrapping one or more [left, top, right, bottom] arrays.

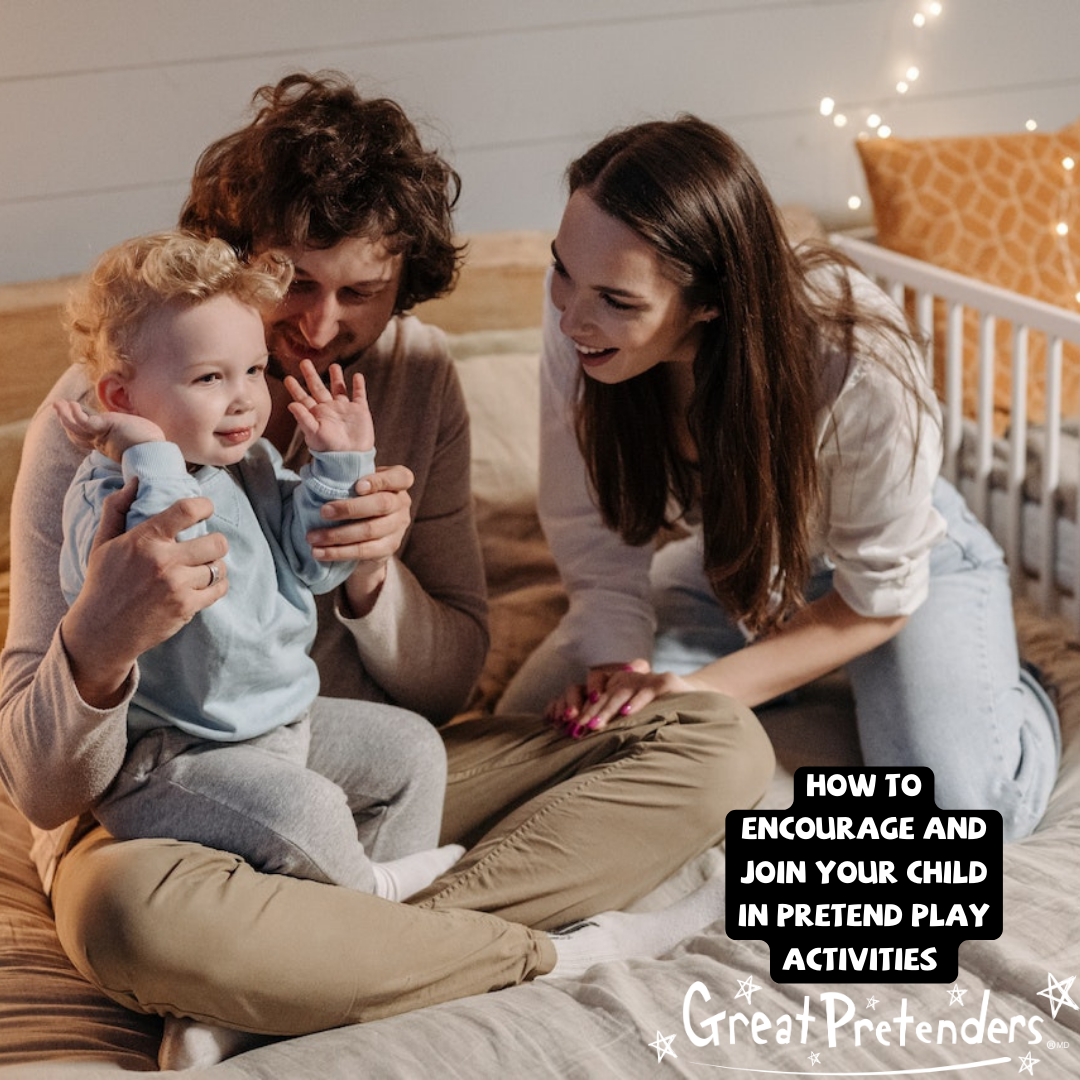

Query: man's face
[[265, 236, 404, 378]]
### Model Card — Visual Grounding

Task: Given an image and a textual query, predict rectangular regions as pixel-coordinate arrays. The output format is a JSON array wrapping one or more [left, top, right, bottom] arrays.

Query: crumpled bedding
[[5, 599, 1077, 1079]]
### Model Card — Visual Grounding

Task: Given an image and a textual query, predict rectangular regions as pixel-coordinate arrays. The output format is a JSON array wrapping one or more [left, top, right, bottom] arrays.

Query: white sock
[[158, 1016, 270, 1070], [370, 843, 466, 901], [544, 874, 725, 979]]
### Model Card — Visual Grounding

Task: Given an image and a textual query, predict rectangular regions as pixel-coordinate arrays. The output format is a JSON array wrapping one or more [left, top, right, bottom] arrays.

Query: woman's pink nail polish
[[619, 704, 632, 716], [588, 690, 600, 704]]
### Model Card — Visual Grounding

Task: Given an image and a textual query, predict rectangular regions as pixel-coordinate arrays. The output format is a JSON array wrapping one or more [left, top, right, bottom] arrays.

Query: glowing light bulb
[[867, 114, 882, 129], [913, 12, 926, 27], [1056, 222, 1070, 237], [1075, 291, 1080, 305], [1064, 157, 1076, 171], [878, 125, 892, 139], [896, 81, 909, 94], [928, 1, 943, 15], [1025, 119, 1038, 132], [906, 66, 920, 81], [820, 97, 835, 117], [848, 196, 863, 211]]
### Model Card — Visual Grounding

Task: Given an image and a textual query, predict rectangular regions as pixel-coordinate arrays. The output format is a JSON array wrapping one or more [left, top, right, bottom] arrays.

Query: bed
[[2, 186, 1080, 1077]]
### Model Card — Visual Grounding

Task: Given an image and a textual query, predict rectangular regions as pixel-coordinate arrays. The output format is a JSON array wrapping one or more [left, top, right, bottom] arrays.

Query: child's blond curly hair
[[67, 231, 292, 381]]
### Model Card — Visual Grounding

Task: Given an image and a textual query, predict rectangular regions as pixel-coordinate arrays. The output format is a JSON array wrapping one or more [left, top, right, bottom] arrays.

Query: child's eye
[[194, 373, 220, 384]]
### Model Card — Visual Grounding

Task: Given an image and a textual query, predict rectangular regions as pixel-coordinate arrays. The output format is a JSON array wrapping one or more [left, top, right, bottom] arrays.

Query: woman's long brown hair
[[568, 117, 924, 636]]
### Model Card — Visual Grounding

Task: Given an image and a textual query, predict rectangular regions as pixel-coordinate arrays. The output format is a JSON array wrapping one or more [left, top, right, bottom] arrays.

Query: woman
[[498, 115, 1059, 842], [0, 77, 774, 1066]]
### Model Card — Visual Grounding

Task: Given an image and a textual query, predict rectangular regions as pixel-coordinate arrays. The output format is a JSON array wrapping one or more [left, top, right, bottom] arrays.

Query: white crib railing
[[830, 231, 1080, 628]]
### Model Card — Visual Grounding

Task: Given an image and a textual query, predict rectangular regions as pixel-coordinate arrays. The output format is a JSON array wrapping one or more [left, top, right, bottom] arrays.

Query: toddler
[[56, 231, 461, 900]]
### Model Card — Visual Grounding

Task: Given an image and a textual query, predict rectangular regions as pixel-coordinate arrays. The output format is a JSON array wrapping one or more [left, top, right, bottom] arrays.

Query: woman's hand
[[60, 479, 229, 709], [308, 463, 415, 616], [53, 399, 165, 460], [546, 659, 710, 738]]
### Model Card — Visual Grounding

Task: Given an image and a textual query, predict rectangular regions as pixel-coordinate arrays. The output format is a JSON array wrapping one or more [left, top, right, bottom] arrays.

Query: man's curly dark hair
[[179, 71, 463, 312]]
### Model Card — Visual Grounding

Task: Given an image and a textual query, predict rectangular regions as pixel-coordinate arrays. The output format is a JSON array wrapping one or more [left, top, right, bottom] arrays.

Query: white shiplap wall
[[2, 0, 1079, 284]]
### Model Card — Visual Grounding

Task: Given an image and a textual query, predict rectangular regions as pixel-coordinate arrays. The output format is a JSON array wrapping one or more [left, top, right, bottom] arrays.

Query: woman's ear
[[97, 372, 136, 414], [692, 305, 720, 325]]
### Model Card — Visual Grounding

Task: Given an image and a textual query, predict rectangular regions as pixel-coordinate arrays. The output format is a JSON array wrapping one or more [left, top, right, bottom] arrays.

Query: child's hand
[[285, 360, 375, 454], [53, 400, 165, 461]]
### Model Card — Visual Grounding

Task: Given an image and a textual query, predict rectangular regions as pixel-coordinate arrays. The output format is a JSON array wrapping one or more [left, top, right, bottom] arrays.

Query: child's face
[[115, 294, 272, 467]]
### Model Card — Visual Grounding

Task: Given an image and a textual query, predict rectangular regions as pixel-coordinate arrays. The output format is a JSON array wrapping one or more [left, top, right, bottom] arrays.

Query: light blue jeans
[[501, 480, 1060, 840], [94, 698, 449, 890]]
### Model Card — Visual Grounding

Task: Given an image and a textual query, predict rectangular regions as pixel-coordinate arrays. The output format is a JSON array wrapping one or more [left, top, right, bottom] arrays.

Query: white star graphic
[[1037, 971, 1078, 1020], [947, 983, 967, 1006], [649, 1031, 678, 1063], [735, 975, 761, 1005], [808, 1050, 821, 1066], [1018, 1051, 1040, 1075], [866, 996, 880, 1010]]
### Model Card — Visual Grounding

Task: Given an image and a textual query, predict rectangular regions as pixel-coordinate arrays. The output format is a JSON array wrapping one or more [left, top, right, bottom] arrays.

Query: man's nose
[[298, 294, 340, 349]]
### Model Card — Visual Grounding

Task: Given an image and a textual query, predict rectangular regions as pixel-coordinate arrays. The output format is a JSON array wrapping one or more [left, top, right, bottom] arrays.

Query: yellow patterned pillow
[[857, 119, 1080, 428]]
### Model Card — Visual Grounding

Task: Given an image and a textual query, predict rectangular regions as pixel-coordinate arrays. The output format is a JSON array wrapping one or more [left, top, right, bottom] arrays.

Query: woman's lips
[[575, 343, 618, 367]]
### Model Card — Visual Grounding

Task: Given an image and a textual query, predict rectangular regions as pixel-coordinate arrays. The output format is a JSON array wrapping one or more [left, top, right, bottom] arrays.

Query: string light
[[820, 2, 947, 215], [1056, 155, 1080, 309]]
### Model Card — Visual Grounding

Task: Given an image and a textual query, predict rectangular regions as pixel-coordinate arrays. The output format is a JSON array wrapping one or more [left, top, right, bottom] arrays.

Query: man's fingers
[[357, 463, 414, 495], [92, 478, 139, 549], [133, 496, 216, 541]]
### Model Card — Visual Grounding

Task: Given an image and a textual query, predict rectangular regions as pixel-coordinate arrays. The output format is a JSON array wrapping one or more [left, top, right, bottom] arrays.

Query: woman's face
[[550, 191, 715, 384]]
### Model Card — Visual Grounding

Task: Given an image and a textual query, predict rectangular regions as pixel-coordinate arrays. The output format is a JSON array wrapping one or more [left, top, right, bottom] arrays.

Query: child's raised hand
[[53, 399, 165, 461], [284, 360, 375, 454]]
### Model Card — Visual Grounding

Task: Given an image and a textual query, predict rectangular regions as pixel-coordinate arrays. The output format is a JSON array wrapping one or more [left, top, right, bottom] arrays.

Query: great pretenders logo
[[641, 972, 1078, 1073]]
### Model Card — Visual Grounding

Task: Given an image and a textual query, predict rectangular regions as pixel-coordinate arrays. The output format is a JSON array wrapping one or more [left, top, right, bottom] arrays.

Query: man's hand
[[60, 480, 229, 708], [306, 463, 414, 617]]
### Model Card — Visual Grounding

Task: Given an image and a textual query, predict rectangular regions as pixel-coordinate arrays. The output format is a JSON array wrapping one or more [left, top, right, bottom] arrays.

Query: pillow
[[857, 118, 1080, 428], [448, 328, 543, 525], [448, 328, 567, 713]]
